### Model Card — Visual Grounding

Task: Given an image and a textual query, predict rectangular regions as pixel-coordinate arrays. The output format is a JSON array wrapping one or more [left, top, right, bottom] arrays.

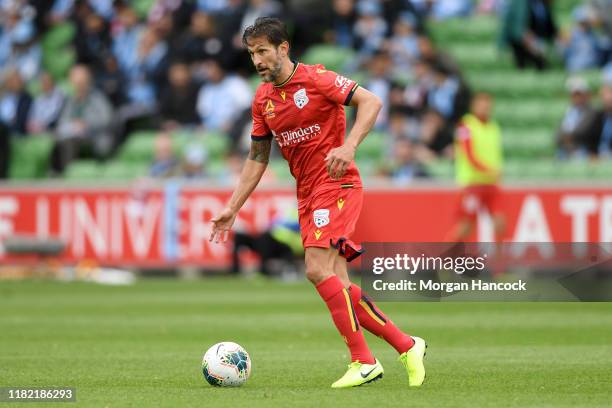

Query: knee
[[305, 263, 330, 285]]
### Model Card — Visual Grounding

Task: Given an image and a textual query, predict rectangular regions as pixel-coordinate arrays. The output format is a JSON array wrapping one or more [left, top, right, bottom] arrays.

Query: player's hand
[[209, 207, 237, 243], [325, 144, 356, 180]]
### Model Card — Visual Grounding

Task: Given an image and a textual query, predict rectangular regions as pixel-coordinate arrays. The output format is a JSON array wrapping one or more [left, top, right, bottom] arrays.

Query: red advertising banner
[[1, 185, 611, 267]]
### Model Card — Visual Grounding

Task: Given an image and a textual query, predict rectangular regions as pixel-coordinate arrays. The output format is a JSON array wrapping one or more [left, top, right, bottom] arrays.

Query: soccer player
[[209, 17, 426, 388], [450, 92, 505, 242]]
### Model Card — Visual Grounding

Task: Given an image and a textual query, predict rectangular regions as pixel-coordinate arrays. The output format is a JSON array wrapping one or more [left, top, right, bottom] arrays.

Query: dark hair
[[242, 17, 289, 48]]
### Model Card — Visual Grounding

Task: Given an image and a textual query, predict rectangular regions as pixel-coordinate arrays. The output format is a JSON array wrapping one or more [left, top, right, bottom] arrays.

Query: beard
[[259, 59, 283, 83]]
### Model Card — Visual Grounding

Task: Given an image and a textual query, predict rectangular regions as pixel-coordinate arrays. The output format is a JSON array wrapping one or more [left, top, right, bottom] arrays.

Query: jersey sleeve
[[312, 65, 359, 106], [251, 91, 272, 140]]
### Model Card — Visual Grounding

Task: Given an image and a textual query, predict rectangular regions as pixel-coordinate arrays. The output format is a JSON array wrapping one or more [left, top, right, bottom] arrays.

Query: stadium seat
[[302, 45, 355, 73], [502, 127, 554, 158], [117, 131, 158, 162], [43, 48, 76, 80], [171, 130, 230, 159], [356, 131, 385, 161], [133, 0, 155, 18], [430, 16, 497, 44], [102, 160, 149, 180], [64, 160, 102, 180], [424, 159, 454, 180], [41, 22, 76, 51], [9, 135, 54, 179]]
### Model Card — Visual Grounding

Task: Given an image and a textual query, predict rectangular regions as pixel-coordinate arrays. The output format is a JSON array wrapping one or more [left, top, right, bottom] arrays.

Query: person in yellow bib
[[450, 92, 505, 242]]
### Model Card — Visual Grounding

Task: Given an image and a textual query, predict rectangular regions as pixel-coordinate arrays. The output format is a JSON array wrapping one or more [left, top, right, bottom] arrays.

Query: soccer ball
[[202, 342, 251, 387]]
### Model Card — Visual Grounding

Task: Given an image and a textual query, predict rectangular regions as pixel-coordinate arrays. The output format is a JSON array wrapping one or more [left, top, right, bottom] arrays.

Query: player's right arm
[[210, 92, 272, 243], [209, 138, 272, 243]]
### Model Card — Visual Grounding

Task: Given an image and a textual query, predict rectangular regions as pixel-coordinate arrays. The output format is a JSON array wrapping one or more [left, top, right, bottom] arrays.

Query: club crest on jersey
[[294, 88, 309, 109], [313, 209, 329, 228]]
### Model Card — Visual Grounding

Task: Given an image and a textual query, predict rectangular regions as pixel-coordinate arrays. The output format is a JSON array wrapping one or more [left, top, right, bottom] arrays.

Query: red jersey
[[251, 62, 362, 204]]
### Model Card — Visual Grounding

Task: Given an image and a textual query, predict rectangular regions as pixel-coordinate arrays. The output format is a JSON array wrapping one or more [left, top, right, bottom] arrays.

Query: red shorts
[[298, 186, 364, 261], [457, 184, 501, 220]]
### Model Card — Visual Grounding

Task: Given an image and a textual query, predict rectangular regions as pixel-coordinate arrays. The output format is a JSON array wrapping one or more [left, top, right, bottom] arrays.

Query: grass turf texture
[[0, 279, 611, 407]]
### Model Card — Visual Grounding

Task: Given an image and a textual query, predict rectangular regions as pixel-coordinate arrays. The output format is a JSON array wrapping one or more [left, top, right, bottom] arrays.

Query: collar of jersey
[[273, 61, 299, 88]]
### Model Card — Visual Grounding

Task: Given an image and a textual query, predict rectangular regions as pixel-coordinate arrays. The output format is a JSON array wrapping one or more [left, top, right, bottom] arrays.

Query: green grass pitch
[[1, 278, 611, 407]]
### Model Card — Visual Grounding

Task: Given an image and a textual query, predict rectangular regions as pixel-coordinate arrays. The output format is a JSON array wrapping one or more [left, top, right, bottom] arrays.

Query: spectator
[[27, 71, 65, 134], [196, 59, 252, 132], [582, 83, 612, 157], [324, 0, 357, 48], [417, 36, 462, 79], [240, 0, 283, 34], [500, 0, 558, 70], [387, 12, 420, 73], [353, 0, 387, 57], [563, 6, 605, 72], [197, 0, 230, 14], [122, 26, 168, 108], [364, 51, 392, 129], [74, 10, 111, 68], [96, 54, 126, 106], [605, 62, 612, 84], [556, 77, 597, 158], [0, 121, 9, 178], [377, 138, 428, 185], [159, 62, 200, 128], [174, 11, 225, 64], [182, 143, 207, 179], [112, 5, 145, 76], [149, 131, 180, 178], [0, 68, 32, 135], [430, 0, 473, 20], [53, 65, 114, 172], [0, 3, 40, 82], [420, 61, 471, 156]]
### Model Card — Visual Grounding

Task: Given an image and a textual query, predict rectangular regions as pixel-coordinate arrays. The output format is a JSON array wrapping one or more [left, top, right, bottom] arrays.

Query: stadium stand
[[1, 0, 610, 183]]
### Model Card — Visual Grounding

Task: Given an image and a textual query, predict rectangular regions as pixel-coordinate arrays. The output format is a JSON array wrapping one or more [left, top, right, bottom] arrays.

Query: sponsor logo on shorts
[[314, 229, 323, 240], [313, 209, 330, 228], [337, 198, 345, 210], [294, 88, 309, 109]]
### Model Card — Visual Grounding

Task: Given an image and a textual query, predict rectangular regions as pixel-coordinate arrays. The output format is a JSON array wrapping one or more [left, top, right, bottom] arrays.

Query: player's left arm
[[325, 86, 382, 179]]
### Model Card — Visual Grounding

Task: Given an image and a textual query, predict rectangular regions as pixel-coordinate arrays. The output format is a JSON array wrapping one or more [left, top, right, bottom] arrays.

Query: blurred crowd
[[0, 0, 611, 183]]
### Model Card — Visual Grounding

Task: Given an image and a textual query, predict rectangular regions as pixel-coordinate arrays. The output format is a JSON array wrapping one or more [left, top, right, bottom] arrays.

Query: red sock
[[349, 284, 415, 354], [316, 276, 375, 364]]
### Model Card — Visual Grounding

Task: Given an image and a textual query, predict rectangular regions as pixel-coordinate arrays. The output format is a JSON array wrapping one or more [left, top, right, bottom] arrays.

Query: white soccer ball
[[202, 342, 251, 387]]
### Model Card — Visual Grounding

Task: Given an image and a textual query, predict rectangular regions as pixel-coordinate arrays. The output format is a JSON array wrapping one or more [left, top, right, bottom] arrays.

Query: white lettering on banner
[[125, 199, 162, 258], [36, 198, 49, 238], [73, 198, 108, 258], [513, 195, 552, 243], [59, 198, 72, 243], [560, 196, 598, 242], [600, 197, 612, 242], [0, 197, 18, 255], [188, 196, 226, 258], [110, 198, 124, 259]]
